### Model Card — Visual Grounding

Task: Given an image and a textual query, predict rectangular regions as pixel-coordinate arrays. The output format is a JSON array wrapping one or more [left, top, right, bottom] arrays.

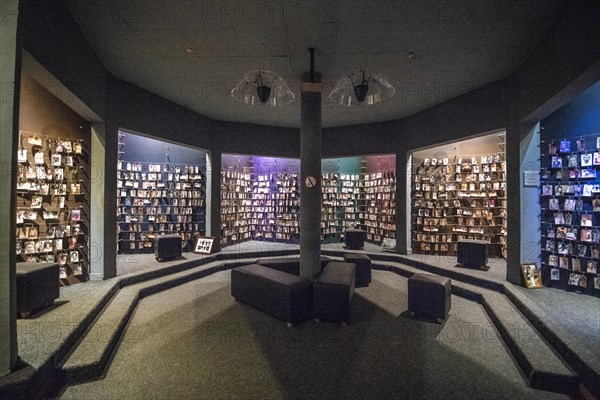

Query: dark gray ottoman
[[345, 229, 366, 249], [154, 234, 182, 261], [256, 256, 331, 276], [313, 261, 356, 324], [457, 239, 488, 269], [16, 262, 60, 318], [408, 273, 451, 322], [231, 264, 313, 326], [343, 253, 372, 287]]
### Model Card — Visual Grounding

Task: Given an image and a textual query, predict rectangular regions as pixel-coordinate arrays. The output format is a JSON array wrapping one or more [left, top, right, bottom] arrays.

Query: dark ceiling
[[62, 0, 568, 128]]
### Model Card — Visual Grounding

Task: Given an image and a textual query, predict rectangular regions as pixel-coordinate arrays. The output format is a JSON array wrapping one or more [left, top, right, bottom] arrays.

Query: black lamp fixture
[[231, 70, 294, 106], [329, 68, 395, 106]]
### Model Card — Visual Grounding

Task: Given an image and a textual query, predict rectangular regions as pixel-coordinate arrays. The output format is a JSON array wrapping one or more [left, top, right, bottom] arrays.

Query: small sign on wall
[[523, 170, 539, 187], [194, 236, 215, 254], [305, 176, 317, 188]]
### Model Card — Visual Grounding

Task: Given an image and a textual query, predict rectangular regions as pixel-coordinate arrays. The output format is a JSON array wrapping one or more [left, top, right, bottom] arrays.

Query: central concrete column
[[0, 0, 20, 376], [206, 150, 222, 252], [299, 72, 322, 280]]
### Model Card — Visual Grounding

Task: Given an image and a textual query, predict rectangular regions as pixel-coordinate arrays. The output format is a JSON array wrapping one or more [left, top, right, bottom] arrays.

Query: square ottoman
[[345, 229, 366, 250], [343, 253, 372, 287], [154, 234, 182, 261], [457, 239, 488, 269], [408, 273, 451, 322], [16, 262, 60, 318], [313, 261, 355, 324]]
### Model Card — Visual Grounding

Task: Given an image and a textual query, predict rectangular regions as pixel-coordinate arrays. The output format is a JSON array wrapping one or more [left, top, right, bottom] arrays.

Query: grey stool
[[313, 261, 355, 324], [343, 253, 372, 287], [16, 262, 60, 318], [408, 273, 451, 322]]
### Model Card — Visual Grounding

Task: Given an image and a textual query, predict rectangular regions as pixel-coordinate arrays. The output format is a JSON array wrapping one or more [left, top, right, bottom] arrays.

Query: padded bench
[[231, 264, 312, 326], [408, 273, 451, 322], [16, 262, 60, 318], [313, 261, 356, 324], [255, 256, 331, 276], [343, 253, 371, 287]]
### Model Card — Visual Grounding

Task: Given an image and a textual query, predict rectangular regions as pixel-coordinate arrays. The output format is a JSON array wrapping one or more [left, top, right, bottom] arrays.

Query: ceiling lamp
[[329, 68, 395, 106], [231, 70, 295, 106]]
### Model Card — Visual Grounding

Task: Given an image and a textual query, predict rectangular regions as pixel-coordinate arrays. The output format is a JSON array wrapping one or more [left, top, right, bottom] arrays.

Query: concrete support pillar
[[395, 151, 408, 254], [89, 123, 105, 280], [101, 122, 119, 278], [299, 73, 322, 280], [0, 0, 20, 377], [505, 124, 522, 284], [206, 151, 221, 252]]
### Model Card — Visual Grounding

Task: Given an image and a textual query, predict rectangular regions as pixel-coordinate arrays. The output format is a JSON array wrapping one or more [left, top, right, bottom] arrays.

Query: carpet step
[[61, 289, 139, 383], [373, 261, 579, 396], [60, 261, 229, 384]]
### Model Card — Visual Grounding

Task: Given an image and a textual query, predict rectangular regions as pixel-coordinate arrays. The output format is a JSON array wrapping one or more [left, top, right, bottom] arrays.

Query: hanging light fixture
[[231, 70, 295, 106], [329, 68, 395, 106]]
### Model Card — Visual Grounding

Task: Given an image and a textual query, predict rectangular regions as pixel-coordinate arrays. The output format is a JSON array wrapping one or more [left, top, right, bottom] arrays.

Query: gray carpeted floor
[[59, 270, 567, 400]]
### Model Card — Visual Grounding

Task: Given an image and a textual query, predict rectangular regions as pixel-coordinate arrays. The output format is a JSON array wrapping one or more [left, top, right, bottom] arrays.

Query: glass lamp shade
[[231, 70, 295, 106], [329, 69, 395, 106]]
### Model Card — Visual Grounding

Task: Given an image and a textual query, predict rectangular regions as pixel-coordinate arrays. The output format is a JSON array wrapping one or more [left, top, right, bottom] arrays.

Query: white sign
[[305, 176, 317, 188], [523, 170, 539, 187]]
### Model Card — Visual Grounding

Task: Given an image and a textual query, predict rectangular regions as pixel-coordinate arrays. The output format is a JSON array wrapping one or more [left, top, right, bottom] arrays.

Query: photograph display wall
[[539, 81, 600, 296], [220, 154, 396, 247], [411, 152, 507, 258], [17, 73, 91, 285], [117, 132, 206, 254]]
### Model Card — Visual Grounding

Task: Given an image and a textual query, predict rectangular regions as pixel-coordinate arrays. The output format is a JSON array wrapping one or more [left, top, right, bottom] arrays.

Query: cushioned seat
[[313, 261, 355, 323], [343, 253, 372, 287], [231, 264, 312, 326], [408, 273, 451, 322], [345, 229, 366, 249], [16, 262, 60, 318], [255, 256, 330, 276], [457, 239, 488, 269]]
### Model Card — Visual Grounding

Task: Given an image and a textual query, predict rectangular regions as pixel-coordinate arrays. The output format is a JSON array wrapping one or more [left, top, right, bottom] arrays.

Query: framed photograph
[[551, 156, 562, 169], [193, 236, 215, 254], [595, 276, 600, 290], [564, 198, 576, 211], [578, 244, 587, 257], [17, 149, 27, 163], [548, 255, 558, 266], [521, 263, 543, 288], [567, 155, 578, 167], [548, 142, 557, 155], [73, 142, 83, 154], [577, 138, 586, 152], [594, 152, 600, 165], [557, 241, 571, 255], [586, 260, 597, 274], [578, 274, 588, 288], [568, 273, 580, 286], [581, 168, 596, 178], [559, 256, 569, 269], [572, 257, 581, 271], [545, 239, 555, 252], [51, 154, 61, 166], [581, 153, 593, 166], [581, 214, 593, 227], [550, 268, 560, 281], [549, 198, 560, 210], [554, 212, 565, 225], [559, 140, 570, 153], [34, 151, 45, 165], [28, 136, 42, 147], [62, 140, 73, 153]]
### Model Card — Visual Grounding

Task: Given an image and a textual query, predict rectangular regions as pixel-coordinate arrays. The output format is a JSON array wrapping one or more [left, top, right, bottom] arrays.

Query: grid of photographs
[[412, 154, 507, 257], [542, 135, 600, 293], [117, 160, 206, 254], [16, 133, 88, 282]]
